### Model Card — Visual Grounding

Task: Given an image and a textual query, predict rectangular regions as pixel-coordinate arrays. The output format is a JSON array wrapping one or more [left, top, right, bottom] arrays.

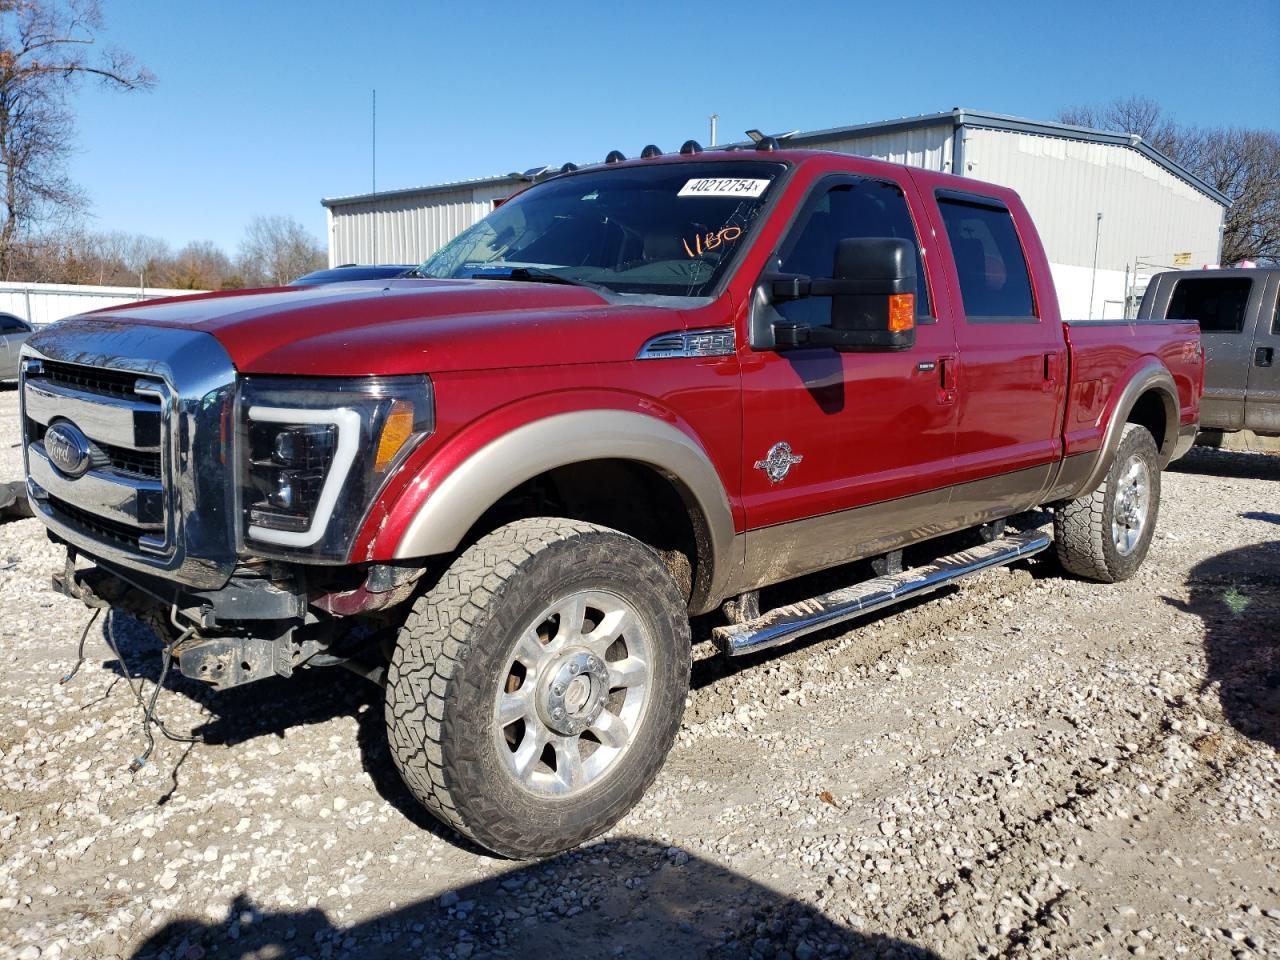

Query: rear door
[[1156, 274, 1259, 430], [930, 191, 1067, 498], [1244, 273, 1280, 434]]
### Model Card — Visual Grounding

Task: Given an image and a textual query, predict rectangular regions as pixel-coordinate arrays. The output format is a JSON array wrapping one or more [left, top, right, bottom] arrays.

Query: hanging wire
[[95, 607, 203, 772], [59, 607, 101, 686]]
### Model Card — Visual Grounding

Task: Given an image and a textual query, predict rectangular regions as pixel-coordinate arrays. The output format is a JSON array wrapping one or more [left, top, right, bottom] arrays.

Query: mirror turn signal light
[[888, 294, 915, 333]]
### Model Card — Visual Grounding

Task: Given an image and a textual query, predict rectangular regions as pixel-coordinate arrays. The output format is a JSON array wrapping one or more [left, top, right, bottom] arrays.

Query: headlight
[[237, 375, 433, 559]]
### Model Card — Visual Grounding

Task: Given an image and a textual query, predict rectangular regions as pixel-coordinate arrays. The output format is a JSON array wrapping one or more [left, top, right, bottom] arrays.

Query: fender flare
[[1072, 361, 1179, 498], [391, 409, 738, 609]]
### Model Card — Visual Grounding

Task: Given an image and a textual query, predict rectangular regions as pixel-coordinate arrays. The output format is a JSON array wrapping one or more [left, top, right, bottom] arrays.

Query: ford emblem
[[45, 422, 93, 478]]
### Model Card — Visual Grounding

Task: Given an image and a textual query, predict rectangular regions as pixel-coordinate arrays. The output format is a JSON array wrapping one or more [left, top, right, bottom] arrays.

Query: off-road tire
[[385, 518, 691, 858], [1055, 423, 1161, 582]]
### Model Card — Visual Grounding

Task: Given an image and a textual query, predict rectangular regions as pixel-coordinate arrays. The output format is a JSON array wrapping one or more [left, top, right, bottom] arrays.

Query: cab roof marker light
[[679, 140, 703, 155], [559, 162, 579, 174], [246, 406, 361, 549], [640, 144, 662, 159], [605, 150, 626, 164], [754, 136, 779, 152]]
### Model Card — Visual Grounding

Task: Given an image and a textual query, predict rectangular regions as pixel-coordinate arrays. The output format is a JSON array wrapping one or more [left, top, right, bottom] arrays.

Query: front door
[[1245, 274, 1280, 434], [739, 173, 958, 585]]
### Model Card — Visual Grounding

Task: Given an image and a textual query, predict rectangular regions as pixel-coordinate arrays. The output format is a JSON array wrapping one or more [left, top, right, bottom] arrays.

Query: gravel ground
[[1, 383, 1277, 960]]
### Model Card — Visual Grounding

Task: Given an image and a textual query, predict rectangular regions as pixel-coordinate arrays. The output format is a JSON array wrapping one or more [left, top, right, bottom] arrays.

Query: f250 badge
[[754, 442, 803, 484]]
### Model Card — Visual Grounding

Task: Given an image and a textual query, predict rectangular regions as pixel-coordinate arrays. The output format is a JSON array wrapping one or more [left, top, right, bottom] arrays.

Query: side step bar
[[713, 530, 1051, 657]]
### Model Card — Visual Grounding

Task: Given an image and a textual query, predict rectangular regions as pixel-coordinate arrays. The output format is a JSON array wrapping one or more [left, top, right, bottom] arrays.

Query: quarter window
[[773, 178, 931, 329], [1168, 278, 1251, 333], [0, 314, 27, 333], [937, 198, 1037, 321]]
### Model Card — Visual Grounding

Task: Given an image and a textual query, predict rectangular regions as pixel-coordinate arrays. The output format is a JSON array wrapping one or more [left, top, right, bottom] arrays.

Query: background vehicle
[[1140, 267, 1279, 437], [0, 312, 33, 380], [290, 264, 414, 286], [19, 146, 1202, 858]]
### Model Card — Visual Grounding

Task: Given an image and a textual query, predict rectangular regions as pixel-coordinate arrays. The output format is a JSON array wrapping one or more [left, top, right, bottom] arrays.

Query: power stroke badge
[[754, 442, 803, 484]]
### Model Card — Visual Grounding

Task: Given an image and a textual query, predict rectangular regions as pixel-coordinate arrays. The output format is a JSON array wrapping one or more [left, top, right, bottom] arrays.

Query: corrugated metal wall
[[328, 180, 520, 266], [804, 123, 955, 174], [0, 281, 205, 326], [962, 127, 1223, 271]]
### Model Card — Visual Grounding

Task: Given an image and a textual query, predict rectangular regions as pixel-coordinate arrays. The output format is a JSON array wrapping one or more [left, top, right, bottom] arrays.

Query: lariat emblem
[[754, 442, 803, 484]]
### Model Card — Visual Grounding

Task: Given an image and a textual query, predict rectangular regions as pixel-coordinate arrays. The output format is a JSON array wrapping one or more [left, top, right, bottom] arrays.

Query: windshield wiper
[[475, 266, 605, 291]]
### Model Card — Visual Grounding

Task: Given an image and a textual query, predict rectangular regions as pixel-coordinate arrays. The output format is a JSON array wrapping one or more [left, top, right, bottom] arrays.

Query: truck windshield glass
[[415, 161, 786, 297]]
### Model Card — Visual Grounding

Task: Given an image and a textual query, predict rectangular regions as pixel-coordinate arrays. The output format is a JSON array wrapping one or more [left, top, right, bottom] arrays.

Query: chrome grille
[[22, 358, 172, 556], [20, 321, 239, 590], [39, 359, 152, 400]]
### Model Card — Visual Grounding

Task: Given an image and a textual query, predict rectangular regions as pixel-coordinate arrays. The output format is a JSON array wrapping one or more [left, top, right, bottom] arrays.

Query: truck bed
[[1061, 319, 1203, 459]]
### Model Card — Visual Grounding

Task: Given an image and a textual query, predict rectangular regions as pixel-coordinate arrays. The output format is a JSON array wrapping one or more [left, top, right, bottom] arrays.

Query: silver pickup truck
[[1140, 267, 1279, 438]]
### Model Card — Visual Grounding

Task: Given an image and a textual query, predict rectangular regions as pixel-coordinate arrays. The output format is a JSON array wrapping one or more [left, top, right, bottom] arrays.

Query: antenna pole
[[372, 89, 378, 264], [709, 113, 719, 147]]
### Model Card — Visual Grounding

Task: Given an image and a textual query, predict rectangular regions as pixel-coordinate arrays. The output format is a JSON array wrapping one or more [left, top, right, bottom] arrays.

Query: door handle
[[1042, 351, 1059, 392], [1257, 347, 1274, 368], [937, 355, 957, 405]]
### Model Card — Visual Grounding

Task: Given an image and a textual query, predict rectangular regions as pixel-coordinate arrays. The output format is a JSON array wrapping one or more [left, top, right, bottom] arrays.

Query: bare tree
[[1186, 128, 1280, 265], [0, 1, 153, 272], [1058, 95, 1183, 156], [238, 214, 326, 286], [157, 240, 233, 290], [1058, 96, 1280, 264]]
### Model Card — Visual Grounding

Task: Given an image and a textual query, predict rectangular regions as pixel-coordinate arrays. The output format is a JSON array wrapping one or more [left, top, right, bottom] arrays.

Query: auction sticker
[[678, 178, 770, 198]]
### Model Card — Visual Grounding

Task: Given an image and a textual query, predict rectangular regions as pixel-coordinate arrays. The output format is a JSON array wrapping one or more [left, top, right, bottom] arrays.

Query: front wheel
[[1054, 423, 1161, 582], [385, 518, 691, 858]]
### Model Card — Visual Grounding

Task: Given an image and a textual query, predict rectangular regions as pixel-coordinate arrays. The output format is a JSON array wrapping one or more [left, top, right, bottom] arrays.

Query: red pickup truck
[[19, 144, 1202, 857]]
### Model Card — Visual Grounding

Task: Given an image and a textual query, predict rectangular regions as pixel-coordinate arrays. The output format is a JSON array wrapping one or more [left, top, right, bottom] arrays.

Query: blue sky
[[68, 0, 1279, 256]]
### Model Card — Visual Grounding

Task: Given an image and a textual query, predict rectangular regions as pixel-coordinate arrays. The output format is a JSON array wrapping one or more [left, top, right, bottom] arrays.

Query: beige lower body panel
[[725, 462, 1064, 599]]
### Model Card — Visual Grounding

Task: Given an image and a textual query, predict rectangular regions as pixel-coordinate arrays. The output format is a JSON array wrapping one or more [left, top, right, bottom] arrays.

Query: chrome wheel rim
[[492, 590, 652, 798], [1111, 457, 1151, 556]]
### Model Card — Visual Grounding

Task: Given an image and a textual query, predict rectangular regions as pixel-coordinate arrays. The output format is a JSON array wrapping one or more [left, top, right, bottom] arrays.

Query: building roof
[[321, 108, 1229, 211]]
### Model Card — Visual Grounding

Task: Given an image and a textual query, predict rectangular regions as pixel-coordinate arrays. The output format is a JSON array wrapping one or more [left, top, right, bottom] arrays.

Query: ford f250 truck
[[19, 143, 1203, 857], [1140, 266, 1278, 438]]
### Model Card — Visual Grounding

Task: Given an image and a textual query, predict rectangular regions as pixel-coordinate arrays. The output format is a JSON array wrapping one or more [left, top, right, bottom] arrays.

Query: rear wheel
[[385, 518, 690, 858], [1055, 423, 1161, 582]]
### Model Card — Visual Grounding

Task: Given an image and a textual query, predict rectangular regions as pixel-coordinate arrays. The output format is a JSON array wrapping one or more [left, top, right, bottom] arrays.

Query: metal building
[[321, 109, 1228, 320]]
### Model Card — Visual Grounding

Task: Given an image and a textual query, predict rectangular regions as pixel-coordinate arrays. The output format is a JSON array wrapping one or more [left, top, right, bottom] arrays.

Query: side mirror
[[759, 237, 918, 352], [827, 237, 917, 351]]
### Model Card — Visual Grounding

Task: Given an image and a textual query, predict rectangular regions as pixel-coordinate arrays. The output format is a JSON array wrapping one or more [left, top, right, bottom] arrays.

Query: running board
[[713, 530, 1051, 657]]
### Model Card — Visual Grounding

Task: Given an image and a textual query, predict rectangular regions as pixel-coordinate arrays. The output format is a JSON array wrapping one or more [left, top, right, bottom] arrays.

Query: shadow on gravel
[[1168, 447, 1280, 482], [1167, 538, 1280, 751], [1241, 511, 1280, 525], [126, 838, 941, 960], [94, 611, 464, 844]]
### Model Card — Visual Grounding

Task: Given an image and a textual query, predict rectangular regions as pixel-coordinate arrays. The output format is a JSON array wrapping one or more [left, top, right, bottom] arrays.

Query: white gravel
[[1, 383, 1278, 960]]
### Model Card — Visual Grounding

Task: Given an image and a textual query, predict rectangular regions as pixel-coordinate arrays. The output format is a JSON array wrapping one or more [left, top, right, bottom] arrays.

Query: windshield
[[415, 160, 787, 297]]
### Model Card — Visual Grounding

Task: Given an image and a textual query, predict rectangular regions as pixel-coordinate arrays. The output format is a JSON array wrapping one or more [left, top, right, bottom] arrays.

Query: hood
[[73, 278, 688, 375]]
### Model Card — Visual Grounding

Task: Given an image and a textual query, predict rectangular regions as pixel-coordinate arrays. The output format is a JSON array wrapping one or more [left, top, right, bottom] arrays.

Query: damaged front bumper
[[53, 551, 422, 690]]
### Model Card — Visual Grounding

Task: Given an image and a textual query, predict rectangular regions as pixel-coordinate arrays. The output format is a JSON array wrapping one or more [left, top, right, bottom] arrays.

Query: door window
[[773, 178, 931, 329], [0, 314, 26, 333], [1168, 277, 1251, 333], [937, 198, 1037, 321]]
